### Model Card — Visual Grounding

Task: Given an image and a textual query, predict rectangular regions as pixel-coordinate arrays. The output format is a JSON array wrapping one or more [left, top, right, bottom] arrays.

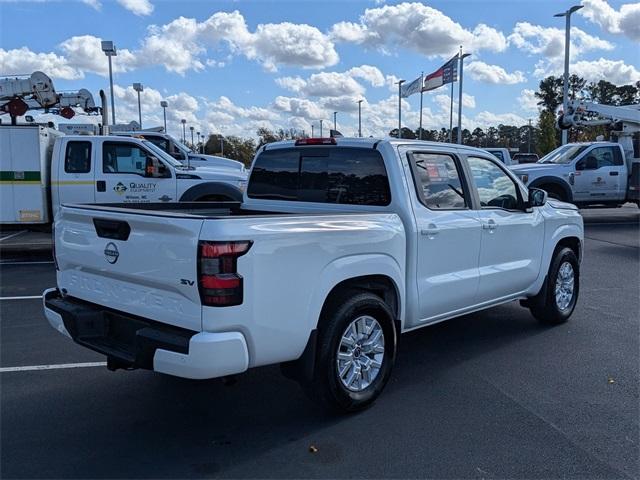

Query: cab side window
[[409, 152, 469, 210], [103, 142, 149, 175], [468, 156, 521, 210], [581, 147, 622, 170], [64, 141, 91, 174]]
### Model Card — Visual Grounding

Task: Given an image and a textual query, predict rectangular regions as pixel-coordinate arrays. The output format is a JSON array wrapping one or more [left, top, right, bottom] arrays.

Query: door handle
[[96, 180, 106, 192], [482, 219, 498, 230], [420, 223, 439, 237], [609, 171, 619, 176]]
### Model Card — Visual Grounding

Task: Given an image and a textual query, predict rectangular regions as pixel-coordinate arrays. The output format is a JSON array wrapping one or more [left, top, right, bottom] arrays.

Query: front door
[[94, 140, 176, 204], [466, 155, 545, 303], [573, 146, 625, 202], [408, 151, 483, 321]]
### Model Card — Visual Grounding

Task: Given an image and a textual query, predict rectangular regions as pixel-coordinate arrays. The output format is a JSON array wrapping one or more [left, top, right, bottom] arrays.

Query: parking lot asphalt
[[1, 207, 638, 479]]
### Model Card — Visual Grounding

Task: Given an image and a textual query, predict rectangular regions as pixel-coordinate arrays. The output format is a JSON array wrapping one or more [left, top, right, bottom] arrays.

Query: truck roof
[[262, 137, 495, 155]]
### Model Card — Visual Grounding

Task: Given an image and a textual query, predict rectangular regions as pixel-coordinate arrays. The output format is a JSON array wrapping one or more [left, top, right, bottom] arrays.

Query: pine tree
[[537, 110, 557, 156]]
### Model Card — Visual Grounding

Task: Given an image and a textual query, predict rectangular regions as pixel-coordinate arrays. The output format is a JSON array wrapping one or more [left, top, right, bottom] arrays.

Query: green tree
[[535, 76, 563, 112], [537, 110, 558, 156]]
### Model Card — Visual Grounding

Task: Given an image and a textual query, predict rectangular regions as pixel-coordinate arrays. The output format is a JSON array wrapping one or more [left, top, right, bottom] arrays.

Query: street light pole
[[528, 118, 532, 153], [333, 111, 337, 131], [133, 83, 143, 129], [190, 126, 194, 149], [357, 100, 363, 137], [101, 41, 117, 126], [160, 101, 168, 132], [320, 119, 323, 137], [181, 119, 186, 143], [311, 124, 315, 137], [555, 4, 583, 146], [396, 80, 405, 139]]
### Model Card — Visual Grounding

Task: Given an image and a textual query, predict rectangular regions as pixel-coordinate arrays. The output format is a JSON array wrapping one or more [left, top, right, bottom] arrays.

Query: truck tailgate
[[55, 206, 204, 332]]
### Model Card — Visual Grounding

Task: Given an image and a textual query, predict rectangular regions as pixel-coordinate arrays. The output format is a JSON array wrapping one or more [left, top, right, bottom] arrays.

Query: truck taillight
[[198, 241, 252, 307]]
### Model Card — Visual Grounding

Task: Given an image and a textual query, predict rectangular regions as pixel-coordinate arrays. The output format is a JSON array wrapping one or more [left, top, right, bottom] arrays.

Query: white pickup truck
[[0, 125, 247, 224], [111, 130, 247, 172], [510, 141, 640, 207], [44, 137, 583, 411]]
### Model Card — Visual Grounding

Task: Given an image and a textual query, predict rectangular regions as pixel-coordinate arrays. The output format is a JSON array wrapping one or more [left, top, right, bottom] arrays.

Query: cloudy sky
[[1, 0, 639, 139]]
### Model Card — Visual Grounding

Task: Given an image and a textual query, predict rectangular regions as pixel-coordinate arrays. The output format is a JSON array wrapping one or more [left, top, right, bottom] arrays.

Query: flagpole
[[448, 80, 454, 143], [418, 72, 424, 140], [457, 48, 471, 144], [397, 79, 405, 139]]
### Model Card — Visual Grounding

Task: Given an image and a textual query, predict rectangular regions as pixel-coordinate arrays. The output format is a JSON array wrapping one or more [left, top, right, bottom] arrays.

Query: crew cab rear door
[[54, 139, 96, 216], [54, 205, 204, 332]]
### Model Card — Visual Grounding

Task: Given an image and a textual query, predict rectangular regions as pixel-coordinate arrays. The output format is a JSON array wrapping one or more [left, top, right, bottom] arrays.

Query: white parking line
[[0, 362, 107, 373], [0, 231, 26, 242], [0, 295, 43, 300]]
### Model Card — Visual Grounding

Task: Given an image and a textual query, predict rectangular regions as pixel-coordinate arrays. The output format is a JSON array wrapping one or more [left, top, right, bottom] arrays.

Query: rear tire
[[529, 247, 580, 324], [306, 290, 397, 413]]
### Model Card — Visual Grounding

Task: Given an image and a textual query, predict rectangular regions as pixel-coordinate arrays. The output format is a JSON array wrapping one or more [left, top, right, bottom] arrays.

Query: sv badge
[[180, 279, 195, 286]]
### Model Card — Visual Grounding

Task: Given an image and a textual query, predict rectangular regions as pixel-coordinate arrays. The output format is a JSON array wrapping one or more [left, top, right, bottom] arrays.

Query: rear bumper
[[42, 288, 248, 379]]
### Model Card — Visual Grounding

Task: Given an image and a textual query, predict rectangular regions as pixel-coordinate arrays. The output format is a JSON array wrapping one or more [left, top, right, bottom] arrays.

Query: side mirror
[[528, 187, 547, 207]]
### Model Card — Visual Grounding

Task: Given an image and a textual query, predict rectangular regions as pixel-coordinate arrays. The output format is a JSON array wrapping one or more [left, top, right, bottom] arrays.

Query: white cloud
[[117, 0, 154, 16], [0, 47, 82, 79], [275, 65, 385, 98], [60, 35, 138, 75], [433, 93, 476, 110], [197, 11, 338, 72], [571, 58, 640, 84], [80, 0, 101, 10], [330, 2, 507, 57], [272, 96, 327, 120], [580, 0, 640, 41], [466, 61, 526, 84], [1, 10, 339, 78], [533, 56, 640, 84], [473, 111, 528, 128], [509, 22, 614, 59], [518, 89, 539, 112]]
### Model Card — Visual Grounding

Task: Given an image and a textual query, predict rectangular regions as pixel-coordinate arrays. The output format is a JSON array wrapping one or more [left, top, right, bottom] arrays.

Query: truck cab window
[[468, 156, 521, 210], [145, 136, 169, 153], [64, 141, 91, 174], [248, 147, 391, 206], [103, 142, 149, 175], [581, 147, 620, 169], [410, 152, 468, 210]]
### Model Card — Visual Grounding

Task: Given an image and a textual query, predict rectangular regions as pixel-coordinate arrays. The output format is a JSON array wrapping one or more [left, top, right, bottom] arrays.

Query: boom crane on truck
[[558, 100, 640, 164], [0, 71, 99, 125]]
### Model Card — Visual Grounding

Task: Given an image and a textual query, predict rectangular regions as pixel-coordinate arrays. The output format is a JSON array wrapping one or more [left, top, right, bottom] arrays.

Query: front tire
[[529, 247, 580, 324], [308, 290, 397, 413]]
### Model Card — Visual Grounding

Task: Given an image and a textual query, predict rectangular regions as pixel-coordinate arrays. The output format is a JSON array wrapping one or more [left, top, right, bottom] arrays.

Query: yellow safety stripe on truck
[[51, 180, 96, 185]]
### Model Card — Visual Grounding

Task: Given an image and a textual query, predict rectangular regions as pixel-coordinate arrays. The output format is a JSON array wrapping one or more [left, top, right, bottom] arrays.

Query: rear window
[[248, 147, 391, 206], [64, 141, 91, 173]]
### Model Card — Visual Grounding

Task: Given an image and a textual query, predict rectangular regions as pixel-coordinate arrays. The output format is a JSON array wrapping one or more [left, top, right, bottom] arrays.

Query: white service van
[[0, 125, 247, 225]]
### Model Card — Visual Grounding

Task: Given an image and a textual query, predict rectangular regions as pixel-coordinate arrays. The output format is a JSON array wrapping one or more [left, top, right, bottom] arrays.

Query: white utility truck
[[112, 130, 246, 172], [44, 137, 583, 411], [510, 101, 640, 207], [0, 127, 247, 224]]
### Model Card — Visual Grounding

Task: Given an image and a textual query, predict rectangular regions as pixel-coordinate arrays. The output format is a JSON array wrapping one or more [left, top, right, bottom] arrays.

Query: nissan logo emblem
[[104, 242, 119, 264]]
